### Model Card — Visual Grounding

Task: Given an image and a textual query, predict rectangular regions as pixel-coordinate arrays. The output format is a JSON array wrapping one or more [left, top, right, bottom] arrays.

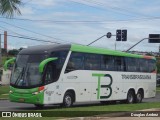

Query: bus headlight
[[32, 86, 45, 95], [32, 92, 39, 95]]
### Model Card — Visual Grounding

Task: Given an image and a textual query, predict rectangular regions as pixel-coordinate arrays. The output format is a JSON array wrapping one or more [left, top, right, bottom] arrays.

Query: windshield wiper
[[14, 67, 25, 85]]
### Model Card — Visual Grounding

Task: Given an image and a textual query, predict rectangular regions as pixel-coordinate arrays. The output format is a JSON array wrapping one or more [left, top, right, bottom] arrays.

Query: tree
[[8, 49, 19, 55], [1, 48, 7, 55], [0, 0, 22, 18]]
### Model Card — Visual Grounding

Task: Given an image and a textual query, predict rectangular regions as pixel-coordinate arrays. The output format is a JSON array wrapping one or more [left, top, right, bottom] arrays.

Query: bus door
[[43, 61, 61, 104]]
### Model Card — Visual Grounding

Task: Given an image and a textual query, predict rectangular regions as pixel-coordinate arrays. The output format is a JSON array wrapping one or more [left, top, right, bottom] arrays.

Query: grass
[[0, 85, 9, 99], [40, 102, 160, 112], [33, 102, 160, 118], [157, 86, 160, 91], [0, 102, 160, 120]]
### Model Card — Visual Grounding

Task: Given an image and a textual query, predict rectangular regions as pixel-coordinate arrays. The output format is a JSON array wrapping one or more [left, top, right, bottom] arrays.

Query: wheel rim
[[65, 95, 72, 106], [137, 93, 142, 102], [128, 93, 133, 103]]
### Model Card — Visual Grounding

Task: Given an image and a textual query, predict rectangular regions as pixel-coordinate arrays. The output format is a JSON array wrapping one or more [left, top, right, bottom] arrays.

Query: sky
[[0, 0, 160, 52]]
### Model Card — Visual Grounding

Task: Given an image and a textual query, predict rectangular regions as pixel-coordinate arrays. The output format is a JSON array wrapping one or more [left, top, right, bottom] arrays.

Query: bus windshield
[[11, 54, 46, 88]]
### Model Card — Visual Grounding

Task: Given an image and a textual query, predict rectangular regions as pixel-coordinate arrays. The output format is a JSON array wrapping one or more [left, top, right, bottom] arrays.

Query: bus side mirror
[[39, 57, 58, 73], [4, 57, 16, 71]]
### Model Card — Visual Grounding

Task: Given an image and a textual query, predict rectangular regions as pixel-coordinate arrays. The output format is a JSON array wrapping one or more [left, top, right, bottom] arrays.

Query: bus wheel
[[63, 92, 73, 107], [34, 104, 44, 108], [136, 91, 143, 103], [126, 90, 135, 104]]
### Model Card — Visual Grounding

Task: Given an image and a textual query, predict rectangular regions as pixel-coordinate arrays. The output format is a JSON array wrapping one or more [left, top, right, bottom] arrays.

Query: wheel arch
[[63, 88, 76, 102], [128, 88, 136, 95], [137, 88, 144, 98]]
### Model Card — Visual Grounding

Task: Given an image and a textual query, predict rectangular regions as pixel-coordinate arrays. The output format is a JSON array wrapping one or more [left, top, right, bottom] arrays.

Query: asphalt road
[[0, 92, 160, 111]]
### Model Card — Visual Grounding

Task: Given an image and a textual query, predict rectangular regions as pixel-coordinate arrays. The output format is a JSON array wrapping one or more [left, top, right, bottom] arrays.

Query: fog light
[[9, 90, 13, 94], [32, 92, 39, 95]]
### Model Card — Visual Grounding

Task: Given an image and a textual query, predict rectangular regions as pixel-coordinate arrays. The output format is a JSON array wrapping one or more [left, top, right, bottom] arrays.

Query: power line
[[0, 16, 160, 24], [82, 0, 152, 18], [0, 25, 84, 46], [69, 0, 138, 18], [0, 21, 72, 44], [0, 25, 56, 42], [0, 33, 61, 44]]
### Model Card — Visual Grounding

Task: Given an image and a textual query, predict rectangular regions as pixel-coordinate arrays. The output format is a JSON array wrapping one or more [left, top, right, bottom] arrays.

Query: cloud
[[20, 7, 34, 15], [4, 0, 160, 52], [29, 0, 57, 7]]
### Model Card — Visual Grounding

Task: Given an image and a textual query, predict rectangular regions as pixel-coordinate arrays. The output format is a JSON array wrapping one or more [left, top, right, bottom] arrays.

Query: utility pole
[[0, 34, 2, 67]]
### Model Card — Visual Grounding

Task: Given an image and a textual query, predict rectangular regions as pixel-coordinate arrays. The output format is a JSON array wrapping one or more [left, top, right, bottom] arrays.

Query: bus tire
[[136, 90, 143, 103], [34, 104, 44, 108], [126, 90, 135, 104], [62, 92, 73, 107]]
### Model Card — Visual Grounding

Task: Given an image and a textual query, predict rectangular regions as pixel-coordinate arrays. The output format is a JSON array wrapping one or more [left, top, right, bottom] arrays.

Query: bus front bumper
[[9, 92, 44, 104]]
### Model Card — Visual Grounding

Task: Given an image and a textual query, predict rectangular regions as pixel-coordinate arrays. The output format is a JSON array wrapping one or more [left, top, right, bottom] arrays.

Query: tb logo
[[92, 73, 113, 99]]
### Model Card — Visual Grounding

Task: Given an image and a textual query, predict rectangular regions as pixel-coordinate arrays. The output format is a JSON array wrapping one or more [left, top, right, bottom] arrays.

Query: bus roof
[[19, 44, 71, 55], [70, 44, 156, 60], [19, 44, 155, 60]]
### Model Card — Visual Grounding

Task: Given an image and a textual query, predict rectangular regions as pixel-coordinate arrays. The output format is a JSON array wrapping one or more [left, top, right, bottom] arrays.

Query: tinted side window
[[44, 63, 54, 84], [84, 54, 101, 70], [101, 55, 115, 71], [148, 59, 156, 72], [47, 51, 69, 82], [114, 57, 125, 71], [139, 59, 148, 72], [65, 52, 84, 73], [51, 51, 68, 69], [44, 62, 60, 84], [126, 58, 138, 72]]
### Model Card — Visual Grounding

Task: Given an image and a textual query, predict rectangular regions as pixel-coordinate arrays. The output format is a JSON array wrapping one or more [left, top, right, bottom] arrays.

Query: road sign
[[106, 32, 112, 38]]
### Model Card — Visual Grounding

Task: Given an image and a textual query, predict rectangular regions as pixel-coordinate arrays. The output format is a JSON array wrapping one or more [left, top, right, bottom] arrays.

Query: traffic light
[[149, 34, 160, 43], [116, 29, 121, 41], [122, 30, 127, 41]]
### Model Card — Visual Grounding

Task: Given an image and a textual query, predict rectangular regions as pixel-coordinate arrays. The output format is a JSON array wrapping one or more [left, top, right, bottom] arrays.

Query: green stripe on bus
[[92, 73, 105, 99], [70, 44, 155, 60]]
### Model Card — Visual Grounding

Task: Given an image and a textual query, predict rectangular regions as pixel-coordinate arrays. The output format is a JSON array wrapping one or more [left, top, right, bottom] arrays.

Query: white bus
[[5, 44, 156, 107]]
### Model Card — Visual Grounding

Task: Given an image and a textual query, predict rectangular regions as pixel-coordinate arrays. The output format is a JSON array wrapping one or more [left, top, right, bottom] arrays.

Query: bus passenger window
[[139, 59, 148, 72], [65, 52, 84, 73], [114, 57, 124, 71], [84, 54, 100, 70], [127, 58, 137, 72], [101, 55, 115, 71], [148, 59, 156, 72]]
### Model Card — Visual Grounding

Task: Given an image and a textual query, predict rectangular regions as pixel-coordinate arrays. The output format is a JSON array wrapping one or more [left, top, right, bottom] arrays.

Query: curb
[[0, 98, 8, 100], [59, 108, 160, 120]]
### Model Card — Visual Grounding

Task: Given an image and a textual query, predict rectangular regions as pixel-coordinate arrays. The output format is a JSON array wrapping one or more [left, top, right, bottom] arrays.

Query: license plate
[[19, 98, 25, 102]]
